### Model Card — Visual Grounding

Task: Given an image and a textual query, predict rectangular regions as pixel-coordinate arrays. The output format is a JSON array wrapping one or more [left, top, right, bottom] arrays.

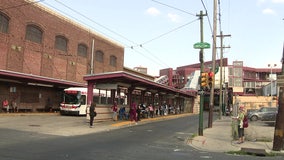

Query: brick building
[[0, 0, 124, 111]]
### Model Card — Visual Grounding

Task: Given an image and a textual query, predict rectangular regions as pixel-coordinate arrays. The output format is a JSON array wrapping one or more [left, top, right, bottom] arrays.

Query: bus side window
[[80, 95, 86, 105]]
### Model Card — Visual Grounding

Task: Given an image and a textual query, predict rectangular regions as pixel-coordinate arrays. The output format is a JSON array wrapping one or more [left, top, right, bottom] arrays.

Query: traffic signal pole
[[197, 11, 207, 136]]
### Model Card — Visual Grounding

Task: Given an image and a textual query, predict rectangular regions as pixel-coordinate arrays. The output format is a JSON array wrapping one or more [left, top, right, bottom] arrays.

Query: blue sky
[[40, 0, 284, 76]]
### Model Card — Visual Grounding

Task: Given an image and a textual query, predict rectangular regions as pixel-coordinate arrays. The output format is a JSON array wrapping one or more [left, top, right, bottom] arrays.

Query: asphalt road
[[0, 113, 280, 160]]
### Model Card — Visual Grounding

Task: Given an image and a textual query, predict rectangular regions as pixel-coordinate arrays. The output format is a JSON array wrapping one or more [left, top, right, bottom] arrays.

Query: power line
[[128, 47, 169, 69], [139, 47, 170, 68], [44, 1, 203, 72], [200, 0, 213, 34], [48, 0, 199, 70], [52, 0, 137, 46], [45, 1, 171, 69], [151, 0, 196, 16], [42, 1, 131, 49], [140, 18, 199, 46]]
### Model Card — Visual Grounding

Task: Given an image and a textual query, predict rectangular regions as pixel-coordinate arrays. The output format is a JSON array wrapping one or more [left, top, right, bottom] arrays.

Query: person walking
[[129, 102, 138, 125], [89, 102, 96, 128]]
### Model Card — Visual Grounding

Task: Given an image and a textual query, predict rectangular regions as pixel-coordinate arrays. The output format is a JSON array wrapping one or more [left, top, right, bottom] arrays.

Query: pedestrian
[[118, 106, 126, 120], [89, 102, 96, 128], [136, 104, 142, 121], [11, 100, 17, 112], [236, 105, 245, 144], [2, 98, 9, 113], [111, 101, 118, 121], [129, 102, 138, 124], [148, 104, 154, 118]]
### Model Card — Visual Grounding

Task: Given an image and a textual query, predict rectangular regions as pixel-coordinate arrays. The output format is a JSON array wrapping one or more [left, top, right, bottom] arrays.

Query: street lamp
[[268, 63, 277, 106]]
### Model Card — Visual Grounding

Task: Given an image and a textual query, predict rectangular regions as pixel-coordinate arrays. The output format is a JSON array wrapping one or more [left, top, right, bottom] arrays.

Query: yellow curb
[[111, 113, 194, 127]]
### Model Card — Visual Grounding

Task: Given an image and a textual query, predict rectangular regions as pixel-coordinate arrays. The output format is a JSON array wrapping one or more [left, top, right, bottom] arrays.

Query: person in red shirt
[[2, 98, 9, 113]]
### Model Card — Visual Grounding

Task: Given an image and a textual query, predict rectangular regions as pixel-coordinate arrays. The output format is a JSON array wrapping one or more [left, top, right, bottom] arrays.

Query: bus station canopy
[[83, 71, 196, 98], [0, 69, 85, 88]]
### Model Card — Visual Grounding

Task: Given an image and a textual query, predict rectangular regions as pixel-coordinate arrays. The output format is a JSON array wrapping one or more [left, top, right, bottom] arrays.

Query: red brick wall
[[0, 0, 124, 83]]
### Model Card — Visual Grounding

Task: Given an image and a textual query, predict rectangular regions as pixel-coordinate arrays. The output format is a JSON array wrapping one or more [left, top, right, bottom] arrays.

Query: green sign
[[193, 42, 210, 49]]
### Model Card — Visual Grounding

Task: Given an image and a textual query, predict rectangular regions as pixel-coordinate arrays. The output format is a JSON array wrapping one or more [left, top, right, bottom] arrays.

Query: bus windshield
[[64, 91, 81, 104]]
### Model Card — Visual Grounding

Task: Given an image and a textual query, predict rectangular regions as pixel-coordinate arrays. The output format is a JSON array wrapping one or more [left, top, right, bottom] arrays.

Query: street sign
[[194, 42, 210, 49]]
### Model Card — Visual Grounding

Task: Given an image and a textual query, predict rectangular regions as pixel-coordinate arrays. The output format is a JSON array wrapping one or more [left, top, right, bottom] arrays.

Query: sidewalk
[[0, 112, 192, 136], [188, 116, 283, 155]]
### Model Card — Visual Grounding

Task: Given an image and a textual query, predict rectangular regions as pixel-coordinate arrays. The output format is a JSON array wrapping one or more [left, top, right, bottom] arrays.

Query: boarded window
[[77, 43, 87, 57], [95, 51, 104, 62], [0, 12, 9, 33], [25, 24, 43, 43], [55, 35, 68, 52], [110, 55, 117, 67]]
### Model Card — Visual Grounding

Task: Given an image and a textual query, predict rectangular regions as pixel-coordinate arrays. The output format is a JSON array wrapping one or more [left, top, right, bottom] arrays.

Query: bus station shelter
[[83, 71, 196, 111]]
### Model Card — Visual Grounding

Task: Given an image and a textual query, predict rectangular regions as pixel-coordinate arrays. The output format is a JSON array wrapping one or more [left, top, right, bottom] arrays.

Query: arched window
[[55, 35, 68, 52], [0, 12, 9, 33], [25, 24, 43, 43], [95, 50, 104, 62], [77, 43, 88, 57], [110, 55, 117, 67]]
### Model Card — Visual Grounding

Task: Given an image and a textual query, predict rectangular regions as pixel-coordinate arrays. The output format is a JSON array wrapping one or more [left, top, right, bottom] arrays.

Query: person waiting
[[119, 106, 129, 120], [2, 98, 9, 113]]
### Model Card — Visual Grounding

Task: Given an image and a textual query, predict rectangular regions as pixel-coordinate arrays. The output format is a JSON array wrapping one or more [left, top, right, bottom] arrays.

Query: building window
[[0, 13, 9, 33], [25, 24, 43, 43], [233, 68, 242, 77], [95, 50, 104, 62], [55, 35, 68, 52], [110, 55, 117, 67], [234, 78, 243, 87], [77, 43, 87, 57]]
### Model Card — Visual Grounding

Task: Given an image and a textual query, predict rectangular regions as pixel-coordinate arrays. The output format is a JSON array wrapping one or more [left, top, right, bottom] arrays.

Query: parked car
[[261, 111, 278, 121], [248, 107, 278, 121], [247, 109, 258, 115]]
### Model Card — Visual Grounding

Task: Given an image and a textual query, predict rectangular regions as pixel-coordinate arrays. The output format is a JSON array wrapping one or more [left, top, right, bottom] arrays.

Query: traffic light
[[208, 71, 214, 88], [200, 72, 208, 88]]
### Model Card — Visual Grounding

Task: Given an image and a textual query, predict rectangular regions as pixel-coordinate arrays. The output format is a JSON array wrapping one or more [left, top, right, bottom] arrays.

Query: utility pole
[[272, 44, 284, 151], [208, 0, 218, 128], [196, 11, 207, 136], [216, 32, 231, 119]]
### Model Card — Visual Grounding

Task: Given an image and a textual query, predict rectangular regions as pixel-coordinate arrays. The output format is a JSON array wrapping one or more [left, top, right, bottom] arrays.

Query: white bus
[[60, 87, 125, 116], [60, 87, 98, 116]]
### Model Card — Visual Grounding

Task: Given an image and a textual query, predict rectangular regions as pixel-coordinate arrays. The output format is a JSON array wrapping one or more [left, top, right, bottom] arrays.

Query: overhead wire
[[140, 18, 199, 46], [51, 0, 173, 69], [151, 0, 196, 17], [43, 0, 169, 69], [200, 0, 213, 34], [52, 0, 136, 47], [47, 0, 200, 70]]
